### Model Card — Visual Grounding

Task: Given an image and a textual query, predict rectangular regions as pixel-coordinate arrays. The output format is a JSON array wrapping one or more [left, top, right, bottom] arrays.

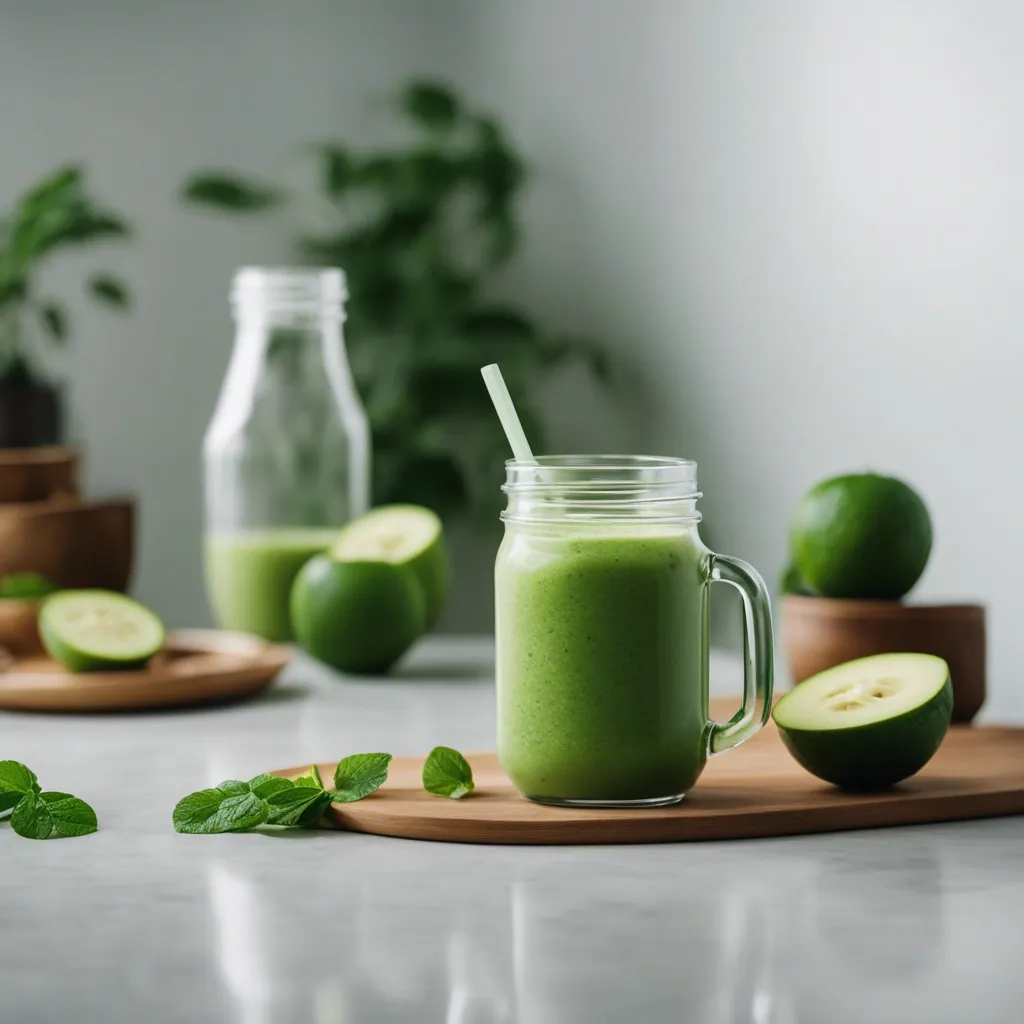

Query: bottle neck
[[231, 266, 347, 332]]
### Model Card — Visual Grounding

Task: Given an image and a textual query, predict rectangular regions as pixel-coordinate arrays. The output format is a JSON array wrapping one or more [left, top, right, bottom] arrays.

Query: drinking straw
[[480, 364, 536, 463]]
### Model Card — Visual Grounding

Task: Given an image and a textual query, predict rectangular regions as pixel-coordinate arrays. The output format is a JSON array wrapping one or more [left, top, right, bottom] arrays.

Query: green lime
[[39, 590, 165, 672], [290, 555, 426, 675], [790, 473, 932, 599], [331, 505, 450, 627], [773, 653, 952, 790]]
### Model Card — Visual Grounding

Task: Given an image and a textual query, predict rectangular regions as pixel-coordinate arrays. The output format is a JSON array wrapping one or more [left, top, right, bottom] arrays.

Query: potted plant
[[0, 165, 132, 448], [181, 80, 608, 518]]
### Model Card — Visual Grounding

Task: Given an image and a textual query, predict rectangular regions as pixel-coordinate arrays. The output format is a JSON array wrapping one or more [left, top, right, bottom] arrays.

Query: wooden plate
[[0, 629, 289, 712], [275, 711, 1024, 845]]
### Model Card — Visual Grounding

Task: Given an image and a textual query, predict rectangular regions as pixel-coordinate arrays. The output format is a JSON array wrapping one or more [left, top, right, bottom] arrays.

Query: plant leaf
[[10, 791, 53, 839], [0, 572, 58, 601], [38, 302, 67, 343], [265, 786, 332, 827], [0, 760, 39, 812], [315, 145, 354, 196], [402, 81, 460, 131], [88, 274, 130, 309], [39, 792, 97, 837], [215, 780, 251, 797], [172, 785, 268, 834], [181, 173, 282, 211], [293, 764, 324, 790], [247, 774, 294, 801], [422, 746, 475, 799], [332, 752, 392, 803]]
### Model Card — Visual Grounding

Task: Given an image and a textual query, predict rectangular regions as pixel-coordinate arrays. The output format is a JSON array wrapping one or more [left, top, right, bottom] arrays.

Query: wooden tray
[[276, 712, 1024, 845], [0, 629, 289, 712]]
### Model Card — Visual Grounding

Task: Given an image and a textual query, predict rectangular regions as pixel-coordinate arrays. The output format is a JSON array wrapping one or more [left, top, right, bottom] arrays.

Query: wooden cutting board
[[276, 711, 1024, 845], [0, 629, 289, 712]]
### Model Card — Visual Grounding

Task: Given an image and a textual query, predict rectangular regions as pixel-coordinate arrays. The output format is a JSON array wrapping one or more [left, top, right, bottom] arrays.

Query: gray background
[[1, 2, 1019, 689]]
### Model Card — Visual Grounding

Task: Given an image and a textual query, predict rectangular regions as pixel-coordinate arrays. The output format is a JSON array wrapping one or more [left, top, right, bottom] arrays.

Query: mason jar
[[203, 267, 370, 641], [495, 455, 773, 807]]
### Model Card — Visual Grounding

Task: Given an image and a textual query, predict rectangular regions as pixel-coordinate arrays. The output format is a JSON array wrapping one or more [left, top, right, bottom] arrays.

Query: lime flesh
[[331, 505, 450, 626], [39, 590, 165, 672], [773, 653, 952, 790]]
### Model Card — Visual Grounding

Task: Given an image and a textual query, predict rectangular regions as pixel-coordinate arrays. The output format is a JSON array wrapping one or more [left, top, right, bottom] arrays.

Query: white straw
[[480, 363, 536, 463]]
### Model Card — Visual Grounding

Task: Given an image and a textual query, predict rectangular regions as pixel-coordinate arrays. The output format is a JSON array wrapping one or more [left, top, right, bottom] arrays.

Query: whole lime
[[791, 473, 932, 600], [290, 555, 426, 675]]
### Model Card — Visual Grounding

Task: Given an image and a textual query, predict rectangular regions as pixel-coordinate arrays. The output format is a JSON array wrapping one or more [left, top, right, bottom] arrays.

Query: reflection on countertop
[[1, 637, 1022, 1024]]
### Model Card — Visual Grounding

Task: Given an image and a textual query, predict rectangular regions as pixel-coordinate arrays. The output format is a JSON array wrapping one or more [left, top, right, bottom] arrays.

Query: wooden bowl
[[0, 600, 44, 655], [0, 496, 135, 592], [0, 446, 78, 503], [781, 596, 986, 723]]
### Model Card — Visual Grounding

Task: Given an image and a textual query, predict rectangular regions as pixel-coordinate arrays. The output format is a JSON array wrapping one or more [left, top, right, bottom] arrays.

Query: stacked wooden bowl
[[0, 447, 135, 654]]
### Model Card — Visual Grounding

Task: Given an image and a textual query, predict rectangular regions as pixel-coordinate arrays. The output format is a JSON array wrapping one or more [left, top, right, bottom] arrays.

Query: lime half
[[40, 590, 165, 672], [331, 505, 450, 626]]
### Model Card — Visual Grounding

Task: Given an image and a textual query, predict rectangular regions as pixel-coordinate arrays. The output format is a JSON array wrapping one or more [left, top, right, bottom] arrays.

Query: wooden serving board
[[277, 712, 1024, 845], [0, 629, 289, 712]]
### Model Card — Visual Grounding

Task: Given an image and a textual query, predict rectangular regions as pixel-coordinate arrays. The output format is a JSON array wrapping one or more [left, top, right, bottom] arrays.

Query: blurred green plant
[[0, 165, 132, 386], [181, 80, 608, 517]]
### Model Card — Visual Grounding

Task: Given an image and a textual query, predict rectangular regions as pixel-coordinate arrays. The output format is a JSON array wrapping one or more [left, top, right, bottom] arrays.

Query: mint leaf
[[216, 780, 251, 797], [40, 792, 97, 837], [423, 746, 475, 799], [332, 752, 392, 803], [10, 792, 54, 839], [172, 784, 268, 834], [0, 573, 58, 601], [266, 786, 332, 827], [248, 774, 293, 801], [294, 764, 324, 790], [0, 760, 39, 812]]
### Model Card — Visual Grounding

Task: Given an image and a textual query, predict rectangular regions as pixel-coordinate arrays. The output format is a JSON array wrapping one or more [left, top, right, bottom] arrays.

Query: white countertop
[[2, 636, 1023, 1023]]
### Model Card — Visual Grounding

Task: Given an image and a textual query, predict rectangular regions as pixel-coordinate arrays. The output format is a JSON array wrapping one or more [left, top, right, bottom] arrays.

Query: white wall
[[3, 2, 1021, 707], [453, 0, 1023, 707]]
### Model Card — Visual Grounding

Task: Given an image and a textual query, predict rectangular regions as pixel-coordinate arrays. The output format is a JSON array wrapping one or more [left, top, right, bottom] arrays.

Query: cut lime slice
[[772, 653, 952, 790], [39, 590, 165, 672], [331, 505, 450, 626]]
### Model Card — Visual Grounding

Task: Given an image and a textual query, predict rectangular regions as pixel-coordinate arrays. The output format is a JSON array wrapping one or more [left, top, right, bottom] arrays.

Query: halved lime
[[772, 652, 952, 790], [331, 505, 450, 626], [39, 590, 165, 672], [290, 555, 426, 675]]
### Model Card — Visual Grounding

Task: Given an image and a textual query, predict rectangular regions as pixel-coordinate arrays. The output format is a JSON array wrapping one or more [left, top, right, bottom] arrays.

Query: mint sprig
[[172, 754, 392, 835], [0, 761, 97, 839], [422, 746, 475, 799], [332, 753, 392, 803]]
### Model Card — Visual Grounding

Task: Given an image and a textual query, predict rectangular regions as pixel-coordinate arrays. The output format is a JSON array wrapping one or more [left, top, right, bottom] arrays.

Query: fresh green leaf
[[10, 791, 54, 840], [181, 173, 282, 211], [422, 746, 475, 799], [215, 780, 251, 797], [172, 785, 268, 834], [266, 786, 332, 827], [332, 752, 392, 803], [247, 774, 294, 801], [0, 572, 58, 601], [315, 145, 354, 196], [88, 274, 130, 309], [38, 302, 67, 342], [39, 792, 97, 837], [293, 764, 324, 790], [402, 81, 459, 131], [0, 760, 38, 811]]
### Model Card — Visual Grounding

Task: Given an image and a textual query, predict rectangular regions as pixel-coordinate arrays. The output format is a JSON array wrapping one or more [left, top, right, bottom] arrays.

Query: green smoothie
[[205, 529, 338, 641], [496, 524, 709, 803]]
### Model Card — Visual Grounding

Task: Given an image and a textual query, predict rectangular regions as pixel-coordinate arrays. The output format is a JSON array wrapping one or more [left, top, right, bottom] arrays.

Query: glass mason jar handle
[[706, 553, 775, 755]]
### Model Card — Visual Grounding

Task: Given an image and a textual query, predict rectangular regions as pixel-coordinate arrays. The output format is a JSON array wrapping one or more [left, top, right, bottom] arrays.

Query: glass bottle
[[203, 267, 369, 641]]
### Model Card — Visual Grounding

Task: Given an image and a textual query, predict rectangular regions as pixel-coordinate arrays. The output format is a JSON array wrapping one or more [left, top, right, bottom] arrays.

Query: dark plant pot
[[0, 381, 63, 448]]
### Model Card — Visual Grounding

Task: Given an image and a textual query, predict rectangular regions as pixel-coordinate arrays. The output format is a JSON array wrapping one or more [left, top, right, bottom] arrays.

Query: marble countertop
[[2, 636, 1023, 1024]]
